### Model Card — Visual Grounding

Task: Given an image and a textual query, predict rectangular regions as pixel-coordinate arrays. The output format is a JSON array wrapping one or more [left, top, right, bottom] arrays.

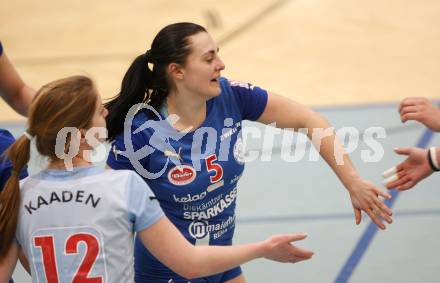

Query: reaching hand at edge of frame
[[347, 177, 393, 230], [399, 97, 440, 131], [382, 147, 433, 191]]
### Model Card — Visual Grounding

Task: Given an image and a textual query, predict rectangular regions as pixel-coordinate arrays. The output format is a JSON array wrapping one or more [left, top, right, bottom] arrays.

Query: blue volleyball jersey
[[107, 77, 268, 282], [0, 129, 28, 190]]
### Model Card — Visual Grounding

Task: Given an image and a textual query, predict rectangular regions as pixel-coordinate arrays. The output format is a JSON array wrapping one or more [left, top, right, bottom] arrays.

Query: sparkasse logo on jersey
[[168, 165, 197, 186]]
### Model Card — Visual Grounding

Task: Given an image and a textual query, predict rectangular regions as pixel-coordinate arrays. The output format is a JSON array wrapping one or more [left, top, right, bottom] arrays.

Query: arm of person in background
[[0, 42, 36, 117], [257, 92, 393, 230], [0, 242, 19, 283], [383, 147, 439, 191], [399, 97, 440, 132], [139, 217, 313, 280]]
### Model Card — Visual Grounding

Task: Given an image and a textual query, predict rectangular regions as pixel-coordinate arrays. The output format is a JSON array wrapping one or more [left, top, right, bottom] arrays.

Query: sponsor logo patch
[[189, 220, 209, 239], [168, 165, 196, 186]]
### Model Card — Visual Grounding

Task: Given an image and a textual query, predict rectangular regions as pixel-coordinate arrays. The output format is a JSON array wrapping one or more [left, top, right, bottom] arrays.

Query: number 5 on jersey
[[31, 227, 107, 283], [205, 154, 223, 183]]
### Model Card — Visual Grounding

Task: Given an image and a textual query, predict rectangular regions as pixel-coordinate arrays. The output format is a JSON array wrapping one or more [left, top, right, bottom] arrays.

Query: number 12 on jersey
[[31, 226, 107, 283]]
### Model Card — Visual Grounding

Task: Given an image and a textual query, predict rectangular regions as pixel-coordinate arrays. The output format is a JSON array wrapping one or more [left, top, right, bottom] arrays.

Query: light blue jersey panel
[[16, 166, 164, 283]]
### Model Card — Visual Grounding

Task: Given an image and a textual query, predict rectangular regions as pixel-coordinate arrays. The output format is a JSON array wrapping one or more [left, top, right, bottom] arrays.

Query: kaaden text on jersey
[[183, 187, 237, 220], [24, 190, 101, 215]]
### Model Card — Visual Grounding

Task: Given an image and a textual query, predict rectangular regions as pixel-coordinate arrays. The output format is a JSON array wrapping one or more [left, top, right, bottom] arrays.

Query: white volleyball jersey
[[15, 166, 164, 283]]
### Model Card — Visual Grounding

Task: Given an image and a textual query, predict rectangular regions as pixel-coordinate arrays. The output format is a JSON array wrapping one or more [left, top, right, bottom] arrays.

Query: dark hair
[[105, 22, 207, 141], [0, 75, 97, 258]]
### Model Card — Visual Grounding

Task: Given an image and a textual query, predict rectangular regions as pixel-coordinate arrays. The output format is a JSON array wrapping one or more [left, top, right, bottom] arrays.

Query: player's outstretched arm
[[138, 217, 313, 280], [0, 241, 19, 283], [257, 92, 393, 230], [0, 45, 36, 117], [383, 147, 438, 191], [399, 97, 440, 131]]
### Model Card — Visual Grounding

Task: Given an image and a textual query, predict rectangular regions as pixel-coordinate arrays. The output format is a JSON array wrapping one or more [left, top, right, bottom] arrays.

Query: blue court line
[[333, 128, 435, 283], [238, 208, 440, 224]]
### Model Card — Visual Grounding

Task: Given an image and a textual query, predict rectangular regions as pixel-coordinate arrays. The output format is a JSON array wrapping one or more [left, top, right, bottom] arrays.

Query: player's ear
[[168, 63, 184, 81]]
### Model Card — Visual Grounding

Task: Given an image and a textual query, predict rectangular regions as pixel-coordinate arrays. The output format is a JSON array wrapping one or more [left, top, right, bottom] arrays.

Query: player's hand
[[382, 147, 432, 191], [399, 97, 440, 131], [262, 233, 313, 263], [347, 178, 393, 230]]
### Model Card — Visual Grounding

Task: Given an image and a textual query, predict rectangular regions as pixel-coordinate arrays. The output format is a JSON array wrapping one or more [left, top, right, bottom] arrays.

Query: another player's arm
[[257, 92, 393, 229], [0, 241, 19, 283], [138, 217, 313, 280], [0, 50, 36, 116]]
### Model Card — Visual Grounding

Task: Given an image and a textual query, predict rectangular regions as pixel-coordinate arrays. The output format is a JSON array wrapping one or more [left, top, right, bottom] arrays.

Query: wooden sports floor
[[2, 0, 440, 282]]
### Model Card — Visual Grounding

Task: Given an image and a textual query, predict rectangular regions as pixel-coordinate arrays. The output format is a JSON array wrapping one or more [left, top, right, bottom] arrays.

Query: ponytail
[[105, 54, 152, 141], [0, 135, 31, 258]]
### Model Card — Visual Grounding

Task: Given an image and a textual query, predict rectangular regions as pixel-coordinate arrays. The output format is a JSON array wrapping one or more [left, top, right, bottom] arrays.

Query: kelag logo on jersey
[[168, 165, 197, 186]]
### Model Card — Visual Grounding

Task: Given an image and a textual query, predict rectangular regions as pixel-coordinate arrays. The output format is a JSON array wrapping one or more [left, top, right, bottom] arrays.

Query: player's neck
[[47, 156, 92, 170], [166, 91, 206, 131]]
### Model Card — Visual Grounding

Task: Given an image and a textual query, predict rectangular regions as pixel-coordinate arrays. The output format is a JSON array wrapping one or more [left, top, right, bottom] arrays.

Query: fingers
[[360, 191, 392, 229], [401, 112, 421, 123], [365, 207, 386, 230], [399, 106, 419, 121], [354, 208, 361, 225], [394, 147, 412, 156], [399, 97, 427, 112], [396, 180, 416, 191], [382, 166, 401, 188], [382, 173, 398, 186], [285, 233, 308, 242], [371, 201, 393, 223], [375, 188, 392, 200], [382, 165, 406, 189], [290, 245, 314, 258], [398, 98, 415, 113], [382, 166, 397, 178], [362, 192, 392, 227], [288, 244, 314, 259], [375, 198, 393, 219], [386, 174, 409, 189]]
